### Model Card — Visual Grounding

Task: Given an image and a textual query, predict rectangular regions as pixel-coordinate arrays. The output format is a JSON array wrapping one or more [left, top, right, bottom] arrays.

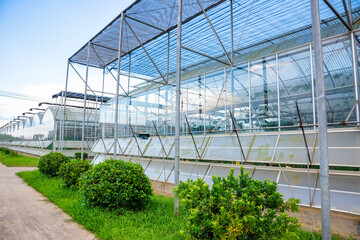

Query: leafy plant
[[174, 167, 300, 239], [38, 152, 69, 177], [74, 152, 88, 160], [79, 159, 153, 210], [59, 159, 92, 188], [0, 147, 17, 156]]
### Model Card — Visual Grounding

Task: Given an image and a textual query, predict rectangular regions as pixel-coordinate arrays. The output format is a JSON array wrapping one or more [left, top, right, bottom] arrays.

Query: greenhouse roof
[[52, 91, 111, 102], [69, 0, 360, 88]]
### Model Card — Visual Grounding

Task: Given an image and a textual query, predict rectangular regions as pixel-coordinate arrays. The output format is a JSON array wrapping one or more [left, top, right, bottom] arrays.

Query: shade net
[[69, 0, 360, 93]]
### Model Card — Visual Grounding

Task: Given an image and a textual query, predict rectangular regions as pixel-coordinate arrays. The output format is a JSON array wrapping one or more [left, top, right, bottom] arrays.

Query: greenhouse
[[0, 0, 359, 237], [63, 0, 360, 236], [0, 98, 100, 157], [65, 0, 360, 234]]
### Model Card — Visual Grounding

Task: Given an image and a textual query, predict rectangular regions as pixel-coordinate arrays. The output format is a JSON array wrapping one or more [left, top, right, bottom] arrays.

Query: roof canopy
[[69, 0, 224, 68], [69, 0, 360, 91], [52, 91, 111, 102]]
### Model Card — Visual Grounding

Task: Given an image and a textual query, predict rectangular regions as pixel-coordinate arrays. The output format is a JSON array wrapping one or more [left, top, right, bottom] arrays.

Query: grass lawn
[[16, 169, 349, 240], [0, 152, 39, 167], [17, 170, 186, 240]]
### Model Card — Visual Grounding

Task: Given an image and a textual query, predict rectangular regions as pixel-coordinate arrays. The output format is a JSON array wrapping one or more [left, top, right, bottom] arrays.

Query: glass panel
[[320, 35, 355, 123], [250, 56, 278, 129], [205, 69, 227, 131], [185, 76, 205, 133], [232, 63, 250, 129], [278, 45, 313, 127]]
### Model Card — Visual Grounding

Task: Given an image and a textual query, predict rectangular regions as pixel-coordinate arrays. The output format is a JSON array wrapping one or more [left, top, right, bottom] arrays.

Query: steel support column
[[230, 0, 234, 62], [59, 91, 64, 152], [174, 0, 182, 214], [126, 54, 131, 136], [101, 68, 105, 104], [351, 32, 360, 122], [230, 0, 235, 130], [81, 42, 91, 160], [61, 60, 70, 152], [114, 12, 124, 159], [310, 0, 331, 238], [248, 61, 252, 129], [276, 53, 281, 129]]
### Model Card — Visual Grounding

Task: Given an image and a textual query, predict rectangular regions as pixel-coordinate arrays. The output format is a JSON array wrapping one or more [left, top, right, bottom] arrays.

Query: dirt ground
[[0, 163, 95, 240]]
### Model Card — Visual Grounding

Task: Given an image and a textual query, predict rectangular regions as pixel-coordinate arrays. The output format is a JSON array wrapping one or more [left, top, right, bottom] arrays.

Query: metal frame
[[44, 0, 360, 225], [123, 17, 168, 85]]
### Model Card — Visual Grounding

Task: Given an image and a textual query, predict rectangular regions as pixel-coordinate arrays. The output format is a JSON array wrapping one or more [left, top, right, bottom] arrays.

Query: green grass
[[17, 170, 186, 240], [285, 229, 349, 240], [0, 152, 39, 167], [16, 170, 351, 240]]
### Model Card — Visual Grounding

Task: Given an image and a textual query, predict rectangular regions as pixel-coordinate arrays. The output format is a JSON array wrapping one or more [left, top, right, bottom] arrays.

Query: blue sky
[[0, 0, 133, 126]]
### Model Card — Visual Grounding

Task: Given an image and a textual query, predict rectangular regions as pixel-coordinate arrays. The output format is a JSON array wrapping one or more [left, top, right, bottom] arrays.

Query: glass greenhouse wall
[[0, 106, 99, 156], [1, 107, 98, 141], [99, 32, 360, 137]]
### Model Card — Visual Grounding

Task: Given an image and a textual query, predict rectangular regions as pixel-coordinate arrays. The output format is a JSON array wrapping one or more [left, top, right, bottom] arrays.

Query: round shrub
[[79, 159, 153, 210], [0, 147, 11, 155], [59, 159, 92, 188], [38, 152, 69, 177], [9, 150, 18, 156], [175, 167, 300, 239]]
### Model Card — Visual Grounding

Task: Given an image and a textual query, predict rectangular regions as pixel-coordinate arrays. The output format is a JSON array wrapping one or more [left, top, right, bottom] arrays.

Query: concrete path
[[0, 163, 96, 240]]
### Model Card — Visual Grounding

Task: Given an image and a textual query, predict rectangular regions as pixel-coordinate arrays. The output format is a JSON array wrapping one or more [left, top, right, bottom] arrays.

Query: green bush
[[0, 147, 17, 156], [74, 152, 88, 160], [79, 159, 153, 210], [38, 152, 69, 177], [174, 167, 300, 239], [9, 150, 18, 156], [59, 159, 92, 188]]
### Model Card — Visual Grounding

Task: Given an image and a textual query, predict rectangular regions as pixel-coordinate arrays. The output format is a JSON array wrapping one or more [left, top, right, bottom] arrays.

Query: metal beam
[[341, 0, 352, 28], [71, 0, 227, 69], [295, 101, 313, 166], [230, 0, 234, 62], [69, 62, 98, 97], [323, 0, 352, 31], [59, 91, 64, 152], [61, 60, 70, 152], [152, 121, 169, 157], [351, 32, 360, 123], [124, 17, 168, 84], [182, 45, 230, 66], [129, 124, 143, 156], [125, 16, 164, 32], [120, 72, 167, 86], [311, 0, 331, 239], [90, 43, 129, 96], [184, 116, 202, 159], [38, 102, 99, 110], [229, 110, 246, 162], [196, 0, 232, 65], [81, 41, 91, 161], [114, 12, 124, 159], [91, 43, 126, 54]]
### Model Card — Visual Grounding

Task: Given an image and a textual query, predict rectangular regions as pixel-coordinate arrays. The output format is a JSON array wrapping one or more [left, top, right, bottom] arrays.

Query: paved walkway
[[0, 163, 95, 240]]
